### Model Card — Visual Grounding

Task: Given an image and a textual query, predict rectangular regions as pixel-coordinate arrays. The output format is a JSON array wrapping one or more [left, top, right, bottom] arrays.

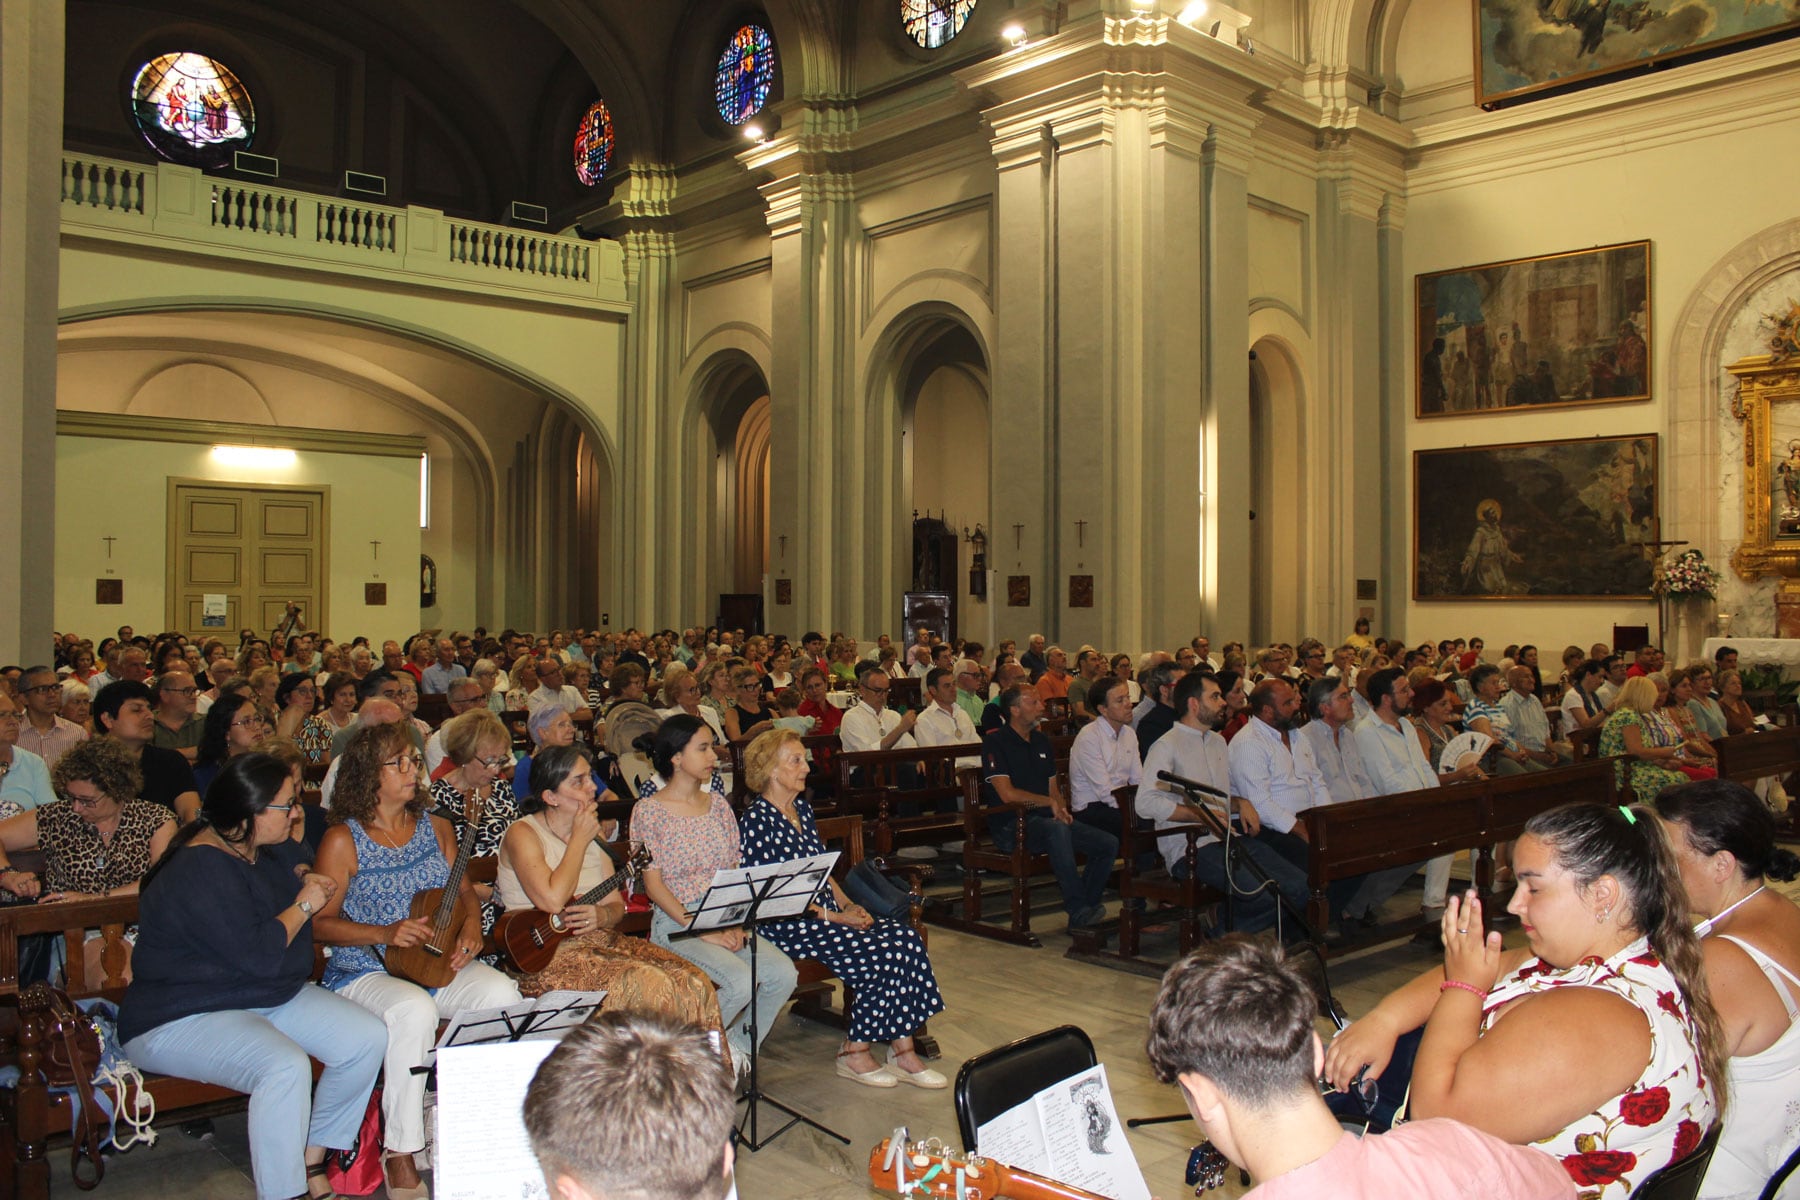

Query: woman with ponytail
[[1326, 802, 1723, 1198], [1655, 779, 1800, 1198], [119, 754, 386, 1200]]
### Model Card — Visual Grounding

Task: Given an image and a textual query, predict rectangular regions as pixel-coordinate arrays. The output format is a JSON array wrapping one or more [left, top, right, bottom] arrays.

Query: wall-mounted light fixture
[[211, 444, 296, 469]]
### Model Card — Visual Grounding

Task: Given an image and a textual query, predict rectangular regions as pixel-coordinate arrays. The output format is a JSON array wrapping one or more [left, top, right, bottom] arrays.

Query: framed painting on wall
[[1475, 0, 1800, 107], [1416, 241, 1650, 419], [1413, 434, 1658, 600]]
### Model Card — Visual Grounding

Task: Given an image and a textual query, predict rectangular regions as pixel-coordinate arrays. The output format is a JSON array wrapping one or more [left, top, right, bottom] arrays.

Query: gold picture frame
[[1415, 241, 1651, 420], [1728, 355, 1800, 584]]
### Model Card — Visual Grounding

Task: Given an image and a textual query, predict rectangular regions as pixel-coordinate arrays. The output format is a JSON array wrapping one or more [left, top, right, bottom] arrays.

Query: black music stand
[[683, 852, 851, 1151], [1127, 777, 1348, 1138]]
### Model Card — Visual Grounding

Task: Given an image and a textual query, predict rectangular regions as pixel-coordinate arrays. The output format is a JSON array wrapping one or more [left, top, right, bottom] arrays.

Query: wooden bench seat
[[831, 743, 980, 858]]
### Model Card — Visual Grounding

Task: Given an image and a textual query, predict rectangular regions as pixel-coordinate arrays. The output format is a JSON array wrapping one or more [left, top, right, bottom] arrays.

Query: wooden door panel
[[171, 483, 325, 641]]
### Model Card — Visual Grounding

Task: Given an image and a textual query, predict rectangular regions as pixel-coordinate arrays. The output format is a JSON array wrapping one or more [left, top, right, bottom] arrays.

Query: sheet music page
[[973, 1092, 1052, 1176], [1033, 1064, 1152, 1200], [434, 1040, 557, 1200]]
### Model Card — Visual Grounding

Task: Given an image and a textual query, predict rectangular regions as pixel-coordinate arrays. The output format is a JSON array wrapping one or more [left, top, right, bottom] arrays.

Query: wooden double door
[[166, 482, 327, 641]]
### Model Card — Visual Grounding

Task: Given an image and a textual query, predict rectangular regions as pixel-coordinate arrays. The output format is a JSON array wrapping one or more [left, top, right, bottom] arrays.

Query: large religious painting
[[130, 52, 256, 170], [1727, 353, 1800, 585], [1475, 0, 1800, 106], [1413, 434, 1658, 600], [1415, 241, 1650, 419]]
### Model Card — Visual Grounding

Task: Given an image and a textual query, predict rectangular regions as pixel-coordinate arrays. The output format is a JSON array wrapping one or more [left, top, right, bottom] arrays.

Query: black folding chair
[[1635, 1123, 1722, 1200], [952, 1025, 1097, 1152]]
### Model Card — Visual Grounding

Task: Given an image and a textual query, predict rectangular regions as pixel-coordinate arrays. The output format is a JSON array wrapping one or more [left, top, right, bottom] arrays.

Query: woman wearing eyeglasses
[[313, 722, 520, 1200], [0, 691, 55, 819], [192, 693, 269, 798], [427, 710, 525, 942], [0, 737, 176, 903], [120, 754, 384, 1200]]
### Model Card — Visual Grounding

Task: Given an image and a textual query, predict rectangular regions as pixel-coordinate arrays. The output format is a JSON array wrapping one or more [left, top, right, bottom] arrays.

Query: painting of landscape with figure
[[1413, 434, 1658, 600], [1476, 0, 1800, 105], [1416, 242, 1650, 419]]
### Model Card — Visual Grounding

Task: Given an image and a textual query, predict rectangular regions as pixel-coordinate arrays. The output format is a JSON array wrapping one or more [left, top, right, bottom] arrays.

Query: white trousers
[[335, 963, 519, 1154]]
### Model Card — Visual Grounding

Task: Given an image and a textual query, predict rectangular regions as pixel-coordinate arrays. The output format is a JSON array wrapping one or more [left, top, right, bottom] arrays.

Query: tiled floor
[[23, 857, 1543, 1199]]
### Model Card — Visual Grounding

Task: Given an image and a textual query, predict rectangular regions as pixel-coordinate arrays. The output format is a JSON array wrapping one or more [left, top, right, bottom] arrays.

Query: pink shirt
[[1246, 1121, 1573, 1200]]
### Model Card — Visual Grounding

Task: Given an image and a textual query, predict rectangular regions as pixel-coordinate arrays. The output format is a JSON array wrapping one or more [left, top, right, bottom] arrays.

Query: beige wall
[[55, 434, 421, 644], [910, 363, 992, 643]]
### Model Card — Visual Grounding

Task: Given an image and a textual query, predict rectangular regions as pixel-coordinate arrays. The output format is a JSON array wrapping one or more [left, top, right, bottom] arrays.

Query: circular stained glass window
[[130, 51, 256, 170], [902, 0, 978, 49], [573, 100, 615, 186], [715, 24, 775, 126]]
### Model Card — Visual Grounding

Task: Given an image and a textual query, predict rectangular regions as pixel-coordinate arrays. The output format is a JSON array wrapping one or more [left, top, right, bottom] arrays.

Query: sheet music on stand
[[427, 989, 606, 1067], [684, 851, 839, 933]]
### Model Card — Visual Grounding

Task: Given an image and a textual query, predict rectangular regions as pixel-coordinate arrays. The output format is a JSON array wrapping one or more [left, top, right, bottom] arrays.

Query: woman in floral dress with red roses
[[1326, 802, 1726, 1198]]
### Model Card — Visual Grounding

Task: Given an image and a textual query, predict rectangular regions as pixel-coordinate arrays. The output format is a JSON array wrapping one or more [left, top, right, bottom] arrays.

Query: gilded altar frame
[[1729, 355, 1800, 585]]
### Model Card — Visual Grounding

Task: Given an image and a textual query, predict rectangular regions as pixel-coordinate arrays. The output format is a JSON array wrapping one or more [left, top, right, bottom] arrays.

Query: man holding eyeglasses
[[15, 665, 87, 772], [92, 680, 201, 823], [151, 671, 206, 764]]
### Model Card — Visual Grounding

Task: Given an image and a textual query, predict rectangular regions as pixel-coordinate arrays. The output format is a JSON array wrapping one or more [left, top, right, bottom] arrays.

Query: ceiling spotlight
[[743, 123, 764, 141], [1002, 23, 1027, 45], [1178, 0, 1210, 23]]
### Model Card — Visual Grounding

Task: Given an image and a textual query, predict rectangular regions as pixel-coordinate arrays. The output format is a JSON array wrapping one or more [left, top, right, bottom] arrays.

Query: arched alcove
[[1248, 337, 1307, 645]]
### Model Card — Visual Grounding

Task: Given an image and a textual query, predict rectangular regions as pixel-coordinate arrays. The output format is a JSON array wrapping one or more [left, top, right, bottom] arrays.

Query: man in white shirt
[[1594, 654, 1629, 709], [905, 644, 933, 679], [1500, 666, 1562, 767], [1066, 678, 1143, 843], [1296, 679, 1374, 806], [1353, 666, 1453, 913], [1190, 637, 1220, 672], [913, 667, 979, 770], [528, 657, 589, 716], [838, 662, 918, 755], [1140, 673, 1309, 935]]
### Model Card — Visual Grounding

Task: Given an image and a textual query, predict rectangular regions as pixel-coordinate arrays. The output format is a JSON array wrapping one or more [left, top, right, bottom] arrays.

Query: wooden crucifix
[[1075, 519, 1088, 548], [101, 535, 117, 559], [370, 540, 382, 560], [1012, 523, 1024, 549]]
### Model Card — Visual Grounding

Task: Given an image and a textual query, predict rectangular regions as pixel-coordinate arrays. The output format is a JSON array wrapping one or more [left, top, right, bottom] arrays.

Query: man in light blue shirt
[[1296, 679, 1375, 805], [1353, 667, 1452, 911], [420, 637, 468, 695], [1226, 680, 1333, 847], [1500, 666, 1563, 766]]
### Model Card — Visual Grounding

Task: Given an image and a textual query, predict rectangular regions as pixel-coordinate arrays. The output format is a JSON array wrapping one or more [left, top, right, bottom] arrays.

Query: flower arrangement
[[1653, 548, 1722, 599]]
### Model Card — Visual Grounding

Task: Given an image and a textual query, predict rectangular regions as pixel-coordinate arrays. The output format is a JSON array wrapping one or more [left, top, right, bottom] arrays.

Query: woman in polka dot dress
[[736, 727, 947, 1089]]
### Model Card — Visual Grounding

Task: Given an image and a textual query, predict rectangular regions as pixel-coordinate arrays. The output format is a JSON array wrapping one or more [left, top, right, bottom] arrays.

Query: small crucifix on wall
[[1075, 519, 1087, 548], [102, 535, 117, 559]]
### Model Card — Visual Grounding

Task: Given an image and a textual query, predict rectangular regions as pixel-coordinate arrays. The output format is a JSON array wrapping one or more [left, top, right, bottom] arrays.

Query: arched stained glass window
[[130, 51, 255, 169], [573, 99, 614, 186], [715, 24, 775, 126], [902, 0, 978, 49]]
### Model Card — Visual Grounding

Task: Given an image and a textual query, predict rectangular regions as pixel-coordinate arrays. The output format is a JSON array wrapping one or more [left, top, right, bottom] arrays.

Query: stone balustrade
[[60, 153, 626, 308]]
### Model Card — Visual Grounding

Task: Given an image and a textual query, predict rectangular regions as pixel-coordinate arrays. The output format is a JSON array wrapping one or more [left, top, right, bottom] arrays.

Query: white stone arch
[[1666, 217, 1800, 573], [55, 299, 623, 627], [859, 297, 994, 637], [678, 342, 776, 622]]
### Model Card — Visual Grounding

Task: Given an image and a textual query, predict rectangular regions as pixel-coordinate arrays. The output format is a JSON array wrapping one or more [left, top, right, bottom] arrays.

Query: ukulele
[[867, 1135, 1109, 1200], [385, 791, 484, 989], [493, 844, 652, 974]]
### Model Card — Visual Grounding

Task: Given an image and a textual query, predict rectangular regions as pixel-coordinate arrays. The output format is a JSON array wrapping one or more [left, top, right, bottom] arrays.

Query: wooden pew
[[722, 734, 842, 810], [1296, 760, 1616, 954], [1298, 778, 1490, 945], [831, 743, 978, 859], [1713, 726, 1800, 785], [1111, 785, 1226, 962], [2, 896, 251, 1200], [931, 770, 1054, 948]]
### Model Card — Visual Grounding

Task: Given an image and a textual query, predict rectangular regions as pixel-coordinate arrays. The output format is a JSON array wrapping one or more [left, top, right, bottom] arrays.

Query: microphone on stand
[[1156, 770, 1229, 798]]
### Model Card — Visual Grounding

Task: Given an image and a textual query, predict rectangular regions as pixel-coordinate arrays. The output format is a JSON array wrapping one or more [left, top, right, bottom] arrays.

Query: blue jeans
[[992, 809, 1117, 916], [1173, 835, 1312, 936], [123, 985, 386, 1200], [652, 908, 798, 1061]]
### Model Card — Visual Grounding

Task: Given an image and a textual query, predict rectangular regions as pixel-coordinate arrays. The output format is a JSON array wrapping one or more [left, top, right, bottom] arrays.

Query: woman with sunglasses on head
[[192, 692, 269, 798], [427, 710, 526, 943], [1654, 779, 1800, 1199], [495, 744, 722, 1034], [1325, 802, 1724, 1197], [313, 722, 520, 1200], [119, 753, 384, 1200]]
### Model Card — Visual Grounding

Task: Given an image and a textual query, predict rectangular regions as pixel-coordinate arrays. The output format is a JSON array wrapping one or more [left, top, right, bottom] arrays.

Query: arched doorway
[[903, 324, 990, 643], [696, 357, 772, 630], [1248, 339, 1306, 646]]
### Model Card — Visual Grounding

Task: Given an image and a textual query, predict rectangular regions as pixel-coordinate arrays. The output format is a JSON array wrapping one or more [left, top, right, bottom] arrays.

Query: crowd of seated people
[[1, 620, 1796, 1197]]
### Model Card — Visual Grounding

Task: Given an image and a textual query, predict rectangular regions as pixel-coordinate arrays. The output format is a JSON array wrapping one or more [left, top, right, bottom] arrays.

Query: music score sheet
[[973, 1063, 1152, 1200], [435, 1040, 556, 1200]]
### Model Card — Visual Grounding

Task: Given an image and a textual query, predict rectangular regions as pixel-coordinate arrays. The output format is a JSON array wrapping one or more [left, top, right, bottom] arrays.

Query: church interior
[[4, 0, 1800, 1196]]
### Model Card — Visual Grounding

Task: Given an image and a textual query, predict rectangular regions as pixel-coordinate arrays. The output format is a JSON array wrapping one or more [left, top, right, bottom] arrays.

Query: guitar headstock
[[625, 842, 653, 879], [867, 1133, 1002, 1199]]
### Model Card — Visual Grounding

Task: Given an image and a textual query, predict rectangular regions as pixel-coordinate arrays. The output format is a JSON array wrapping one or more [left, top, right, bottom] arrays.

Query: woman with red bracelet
[[1324, 802, 1726, 1199]]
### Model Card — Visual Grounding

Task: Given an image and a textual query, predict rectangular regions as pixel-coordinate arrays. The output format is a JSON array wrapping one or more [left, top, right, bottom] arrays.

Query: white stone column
[[0, 0, 62, 660]]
